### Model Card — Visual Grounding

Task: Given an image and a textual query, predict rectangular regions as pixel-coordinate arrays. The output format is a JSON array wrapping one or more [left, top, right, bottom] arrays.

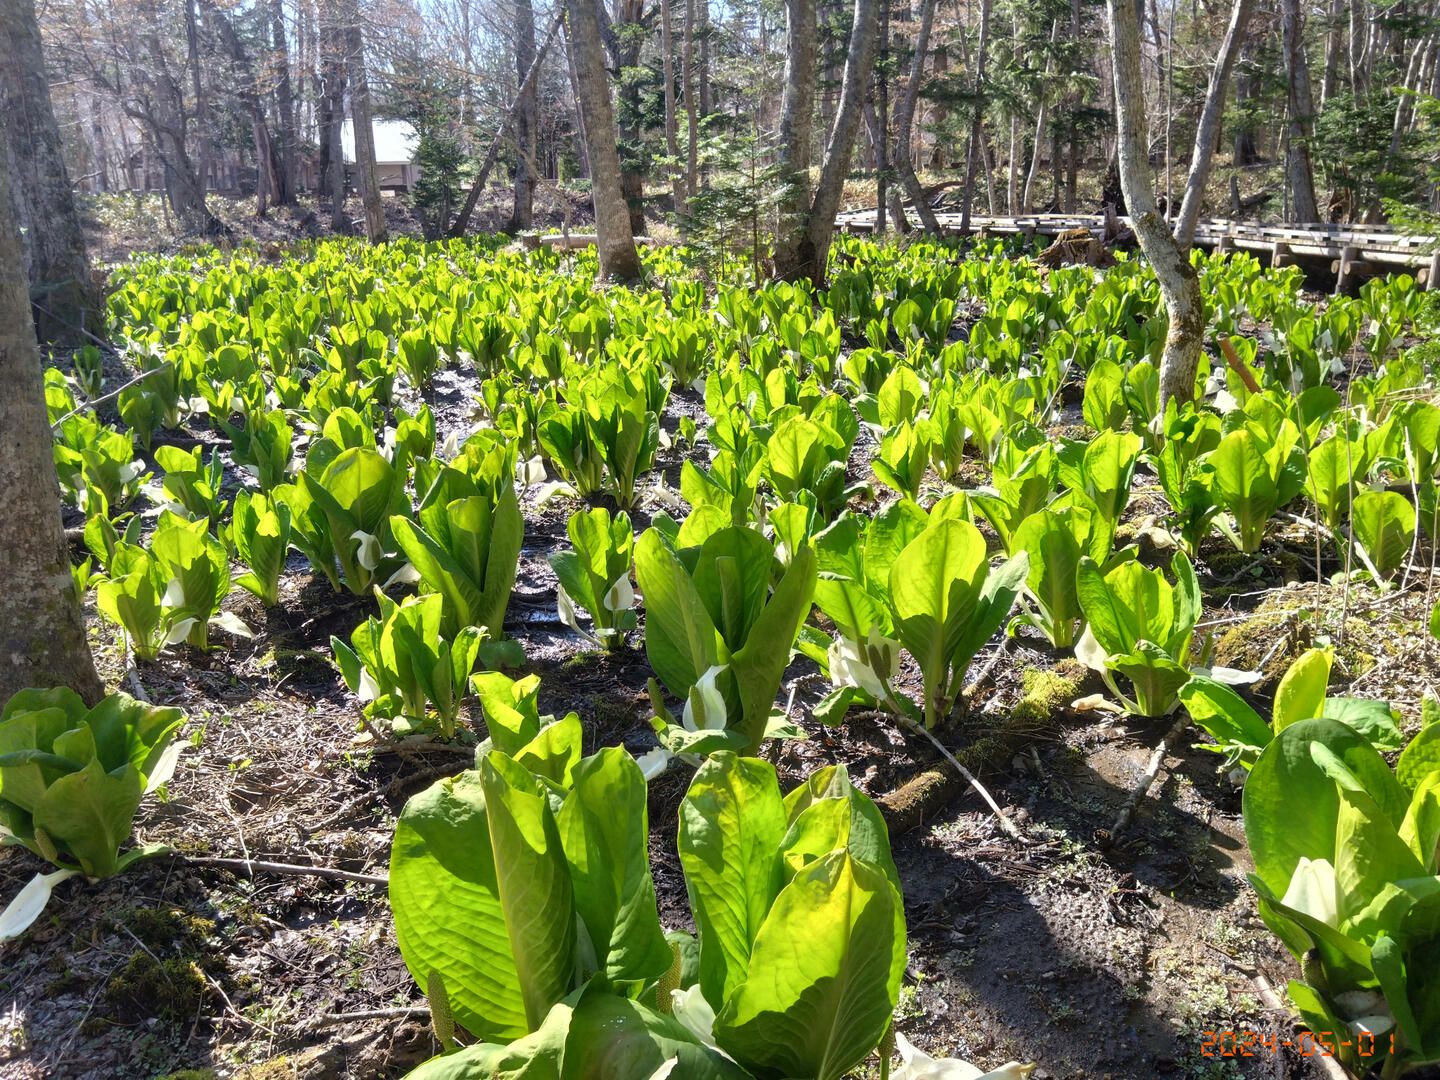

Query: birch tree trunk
[[1020, 20, 1061, 214], [343, 0, 386, 242], [135, 26, 223, 237], [319, 3, 349, 233], [0, 159, 103, 707], [0, 0, 101, 345], [1107, 0, 1204, 410], [894, 0, 941, 233], [1174, 0, 1255, 247], [564, 0, 643, 281], [874, 0, 889, 234], [1281, 0, 1321, 222], [450, 8, 563, 237], [773, 0, 881, 284]]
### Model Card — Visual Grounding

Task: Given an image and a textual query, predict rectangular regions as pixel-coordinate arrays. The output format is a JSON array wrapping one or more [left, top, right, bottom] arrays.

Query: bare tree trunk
[[184, 0, 209, 193], [136, 26, 223, 237], [451, 9, 563, 238], [318, 0, 348, 232], [959, 0, 992, 232], [0, 160, 103, 708], [1174, 0, 1255, 247], [894, 0, 940, 232], [1107, 0, 1204, 410], [564, 0, 643, 281], [508, 0, 539, 231], [203, 0, 281, 217], [660, 0, 684, 216], [271, 0, 296, 204], [874, 0, 889, 234], [1021, 19, 1061, 213], [698, 0, 711, 117], [683, 0, 699, 200], [773, 0, 881, 283], [0, 0, 101, 345], [1280, 0, 1321, 222], [1006, 113, 1019, 212], [802, 0, 881, 278], [343, 0, 385, 241], [928, 38, 947, 168], [772, 0, 817, 276], [611, 0, 647, 235]]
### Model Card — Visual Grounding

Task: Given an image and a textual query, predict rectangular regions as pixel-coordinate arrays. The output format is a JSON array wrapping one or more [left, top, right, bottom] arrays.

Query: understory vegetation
[[5, 234, 1440, 1079]]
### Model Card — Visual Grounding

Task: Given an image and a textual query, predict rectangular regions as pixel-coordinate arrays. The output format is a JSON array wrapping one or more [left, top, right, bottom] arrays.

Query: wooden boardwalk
[[835, 210, 1440, 289]]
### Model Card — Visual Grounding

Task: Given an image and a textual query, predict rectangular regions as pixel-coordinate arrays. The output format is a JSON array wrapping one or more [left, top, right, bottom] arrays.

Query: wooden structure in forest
[[835, 210, 1440, 291]]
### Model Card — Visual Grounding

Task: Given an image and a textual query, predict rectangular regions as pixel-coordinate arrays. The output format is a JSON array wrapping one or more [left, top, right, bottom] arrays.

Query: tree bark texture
[[613, 0, 647, 235], [564, 0, 643, 281], [660, 0, 683, 215], [0, 0, 101, 345], [772, 0, 817, 277], [319, 4, 348, 234], [1107, 0, 1204, 410], [0, 158, 103, 708], [774, 0, 881, 284], [1174, 0, 1255, 247], [1281, 0, 1321, 222], [893, 0, 941, 233], [508, 0, 539, 231], [959, 0, 992, 232], [343, 0, 386, 242], [270, 0, 297, 204]]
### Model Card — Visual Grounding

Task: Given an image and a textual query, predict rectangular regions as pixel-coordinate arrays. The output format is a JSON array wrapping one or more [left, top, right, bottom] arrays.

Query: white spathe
[[602, 574, 634, 613], [670, 985, 719, 1049], [893, 1033, 1035, 1080], [1280, 856, 1341, 929], [0, 869, 80, 943], [683, 666, 729, 732], [827, 627, 899, 699]]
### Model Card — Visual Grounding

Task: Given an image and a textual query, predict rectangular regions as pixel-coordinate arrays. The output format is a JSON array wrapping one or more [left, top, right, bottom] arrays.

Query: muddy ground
[[6, 313, 1440, 1080]]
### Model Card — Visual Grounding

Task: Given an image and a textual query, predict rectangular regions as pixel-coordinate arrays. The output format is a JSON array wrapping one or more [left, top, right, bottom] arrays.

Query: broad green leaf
[[678, 753, 786, 1008], [479, 753, 578, 1032], [390, 771, 530, 1041], [1399, 724, 1440, 794], [1245, 719, 1411, 897], [1273, 649, 1332, 733], [635, 529, 721, 697], [557, 748, 671, 985], [714, 851, 905, 1080], [1178, 677, 1273, 756]]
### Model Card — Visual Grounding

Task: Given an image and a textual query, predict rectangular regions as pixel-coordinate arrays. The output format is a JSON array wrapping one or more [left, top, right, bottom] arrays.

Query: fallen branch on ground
[[1101, 712, 1190, 847], [182, 855, 387, 886]]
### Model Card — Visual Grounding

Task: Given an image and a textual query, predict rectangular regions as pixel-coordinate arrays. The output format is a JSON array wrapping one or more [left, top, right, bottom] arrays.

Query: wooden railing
[[834, 210, 1440, 289]]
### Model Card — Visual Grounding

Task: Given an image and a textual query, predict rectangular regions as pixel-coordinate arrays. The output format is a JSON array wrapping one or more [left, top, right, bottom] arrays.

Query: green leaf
[[557, 748, 672, 985], [1399, 724, 1440, 795], [678, 753, 786, 1008], [1273, 649, 1333, 733], [390, 771, 530, 1041], [713, 851, 905, 1080], [1244, 719, 1411, 898], [479, 753, 578, 1032], [889, 518, 988, 724], [635, 529, 721, 699], [1178, 677, 1273, 759], [28, 757, 143, 878]]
